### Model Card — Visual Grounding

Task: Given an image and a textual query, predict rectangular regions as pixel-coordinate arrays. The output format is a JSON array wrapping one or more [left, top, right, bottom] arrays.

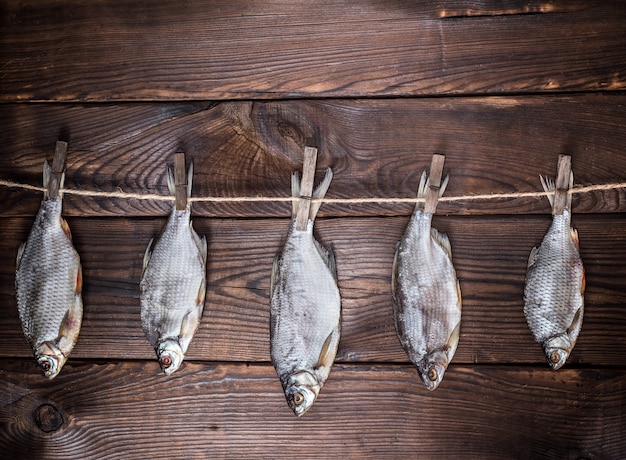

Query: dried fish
[[270, 167, 341, 416], [140, 162, 207, 375], [15, 159, 83, 379], [524, 172, 585, 370], [392, 169, 461, 390]]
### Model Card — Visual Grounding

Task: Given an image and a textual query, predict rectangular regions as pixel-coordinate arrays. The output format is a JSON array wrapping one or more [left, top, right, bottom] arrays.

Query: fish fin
[[167, 166, 175, 196], [61, 218, 73, 241], [196, 278, 206, 307], [439, 173, 450, 198], [199, 235, 208, 265], [16, 242, 26, 270], [580, 269, 586, 295], [567, 171, 574, 210], [309, 167, 333, 222], [326, 245, 338, 282], [391, 244, 399, 296], [270, 255, 280, 299], [570, 227, 580, 249], [43, 160, 51, 199], [313, 239, 338, 282], [75, 264, 83, 295], [540, 175, 556, 208], [190, 224, 208, 265], [430, 227, 452, 258], [315, 330, 337, 372], [187, 162, 194, 199], [142, 238, 154, 275], [415, 170, 428, 211], [57, 297, 83, 356], [178, 310, 200, 353], [446, 320, 461, 357], [527, 246, 539, 268], [291, 171, 301, 218], [456, 279, 462, 307], [567, 304, 584, 344]]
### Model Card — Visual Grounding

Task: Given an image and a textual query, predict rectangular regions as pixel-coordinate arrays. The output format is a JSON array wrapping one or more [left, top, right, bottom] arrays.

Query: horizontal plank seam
[[0, 178, 624, 206]]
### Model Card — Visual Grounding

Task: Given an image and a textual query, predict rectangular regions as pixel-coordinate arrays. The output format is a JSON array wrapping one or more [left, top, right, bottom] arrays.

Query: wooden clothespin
[[424, 154, 446, 214], [47, 141, 68, 199], [174, 153, 188, 211], [295, 146, 318, 231], [552, 154, 572, 215]]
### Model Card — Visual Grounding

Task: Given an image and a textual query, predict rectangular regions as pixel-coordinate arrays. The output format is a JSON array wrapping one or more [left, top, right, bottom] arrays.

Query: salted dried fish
[[392, 170, 461, 390], [270, 167, 341, 416], [524, 173, 585, 370], [15, 160, 83, 379], [140, 162, 207, 375]]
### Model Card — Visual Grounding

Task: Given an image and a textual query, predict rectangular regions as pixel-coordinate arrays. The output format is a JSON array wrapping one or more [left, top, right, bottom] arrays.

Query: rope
[[0, 178, 624, 205]]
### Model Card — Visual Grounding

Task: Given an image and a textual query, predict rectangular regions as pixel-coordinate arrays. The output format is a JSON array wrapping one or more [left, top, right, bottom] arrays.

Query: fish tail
[[167, 163, 194, 199], [539, 175, 556, 208], [415, 171, 428, 211], [291, 167, 333, 222], [310, 167, 333, 222], [42, 160, 65, 200], [167, 167, 175, 196], [568, 170, 574, 210], [291, 171, 301, 218], [187, 162, 194, 199], [416, 170, 448, 212]]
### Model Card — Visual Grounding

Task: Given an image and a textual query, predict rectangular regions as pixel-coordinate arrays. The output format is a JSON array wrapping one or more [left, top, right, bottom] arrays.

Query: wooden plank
[[1, 1, 624, 101], [1, 96, 625, 218], [1, 215, 624, 365], [0, 360, 623, 459]]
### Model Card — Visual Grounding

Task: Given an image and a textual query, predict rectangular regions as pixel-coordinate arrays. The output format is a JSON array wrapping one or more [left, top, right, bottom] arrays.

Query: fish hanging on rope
[[392, 156, 462, 391], [524, 158, 585, 370], [15, 143, 83, 379], [140, 157, 207, 375], [270, 157, 341, 416]]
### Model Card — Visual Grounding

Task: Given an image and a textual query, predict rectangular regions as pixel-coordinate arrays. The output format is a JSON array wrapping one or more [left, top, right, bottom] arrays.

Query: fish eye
[[292, 392, 305, 406], [427, 367, 438, 381], [40, 361, 51, 372], [549, 352, 561, 364], [160, 356, 172, 368]]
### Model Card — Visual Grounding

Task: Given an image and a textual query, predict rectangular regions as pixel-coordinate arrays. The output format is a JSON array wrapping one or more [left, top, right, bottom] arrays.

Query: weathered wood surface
[[0, 361, 624, 459], [2, 1, 625, 101], [2, 1, 625, 457], [1, 215, 624, 366], [1, 96, 625, 218]]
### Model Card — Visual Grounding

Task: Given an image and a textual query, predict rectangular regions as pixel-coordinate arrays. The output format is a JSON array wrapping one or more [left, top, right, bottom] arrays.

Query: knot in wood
[[34, 403, 64, 433]]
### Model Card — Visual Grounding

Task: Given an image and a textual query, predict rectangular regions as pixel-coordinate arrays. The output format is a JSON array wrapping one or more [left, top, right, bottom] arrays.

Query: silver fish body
[[140, 165, 207, 375], [270, 168, 340, 416], [392, 171, 461, 391], [524, 175, 584, 370], [15, 162, 83, 379]]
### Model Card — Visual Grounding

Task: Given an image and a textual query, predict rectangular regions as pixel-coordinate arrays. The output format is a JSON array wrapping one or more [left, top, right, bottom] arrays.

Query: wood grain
[[1, 96, 625, 218], [1, 215, 624, 366], [0, 360, 623, 459], [1, 1, 624, 101]]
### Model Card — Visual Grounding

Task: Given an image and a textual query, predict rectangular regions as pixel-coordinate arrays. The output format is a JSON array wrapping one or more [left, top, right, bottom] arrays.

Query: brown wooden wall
[[1, 2, 625, 459]]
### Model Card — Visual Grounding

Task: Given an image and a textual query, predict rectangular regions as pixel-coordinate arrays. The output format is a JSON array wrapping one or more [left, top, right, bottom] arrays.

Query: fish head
[[418, 351, 449, 391], [35, 342, 67, 379], [156, 339, 184, 375], [283, 371, 321, 417], [543, 335, 572, 370]]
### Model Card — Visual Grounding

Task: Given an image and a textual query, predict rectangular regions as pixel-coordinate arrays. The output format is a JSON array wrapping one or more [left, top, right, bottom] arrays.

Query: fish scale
[[140, 162, 207, 375], [392, 169, 461, 391], [16, 162, 83, 380], [270, 167, 341, 417], [524, 206, 584, 370]]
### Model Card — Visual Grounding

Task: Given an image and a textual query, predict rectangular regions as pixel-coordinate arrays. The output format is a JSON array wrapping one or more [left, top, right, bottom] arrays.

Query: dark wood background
[[1, 1, 625, 459]]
